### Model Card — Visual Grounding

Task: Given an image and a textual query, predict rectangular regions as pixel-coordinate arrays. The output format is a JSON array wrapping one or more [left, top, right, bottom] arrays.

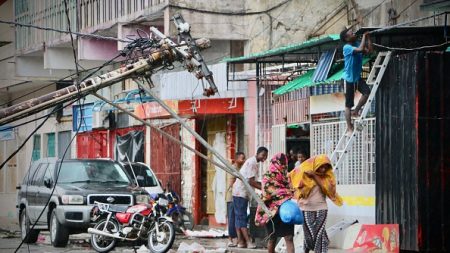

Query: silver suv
[[16, 158, 150, 247]]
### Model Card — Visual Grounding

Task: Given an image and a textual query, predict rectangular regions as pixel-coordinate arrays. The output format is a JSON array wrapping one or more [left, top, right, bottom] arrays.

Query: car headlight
[[61, 195, 84, 205], [136, 194, 151, 204]]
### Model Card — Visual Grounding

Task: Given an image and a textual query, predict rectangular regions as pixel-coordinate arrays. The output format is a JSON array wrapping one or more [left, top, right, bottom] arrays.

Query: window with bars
[[46, 133, 55, 157], [32, 135, 41, 161]]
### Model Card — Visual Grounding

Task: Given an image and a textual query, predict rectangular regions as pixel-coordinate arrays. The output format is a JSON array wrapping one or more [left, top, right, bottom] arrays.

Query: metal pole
[[135, 82, 272, 215], [92, 93, 241, 178]]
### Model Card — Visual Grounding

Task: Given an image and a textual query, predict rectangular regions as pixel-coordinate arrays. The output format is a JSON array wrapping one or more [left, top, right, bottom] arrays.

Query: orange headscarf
[[289, 154, 343, 206]]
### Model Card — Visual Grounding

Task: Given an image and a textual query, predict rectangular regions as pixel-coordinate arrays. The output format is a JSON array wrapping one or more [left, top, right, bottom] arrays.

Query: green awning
[[223, 34, 340, 63], [446, 46, 450, 52], [273, 57, 372, 95]]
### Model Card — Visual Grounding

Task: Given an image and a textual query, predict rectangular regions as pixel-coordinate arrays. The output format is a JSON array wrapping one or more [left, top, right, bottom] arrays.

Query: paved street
[[0, 231, 228, 253], [0, 230, 348, 253]]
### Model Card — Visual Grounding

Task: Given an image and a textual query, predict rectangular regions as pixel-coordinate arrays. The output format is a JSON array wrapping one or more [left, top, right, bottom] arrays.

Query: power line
[[167, 0, 291, 16], [369, 11, 447, 34], [373, 41, 450, 51], [0, 60, 121, 107], [0, 19, 129, 42]]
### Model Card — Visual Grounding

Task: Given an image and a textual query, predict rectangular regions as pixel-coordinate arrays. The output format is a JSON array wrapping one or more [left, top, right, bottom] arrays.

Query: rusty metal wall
[[76, 131, 108, 158], [150, 123, 182, 196], [376, 51, 450, 252]]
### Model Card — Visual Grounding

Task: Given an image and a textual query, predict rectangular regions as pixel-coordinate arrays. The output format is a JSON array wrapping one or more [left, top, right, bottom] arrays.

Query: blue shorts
[[233, 196, 249, 228], [227, 201, 237, 238]]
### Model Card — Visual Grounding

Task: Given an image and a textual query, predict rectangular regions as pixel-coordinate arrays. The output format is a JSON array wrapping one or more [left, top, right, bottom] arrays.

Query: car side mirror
[[44, 178, 53, 188]]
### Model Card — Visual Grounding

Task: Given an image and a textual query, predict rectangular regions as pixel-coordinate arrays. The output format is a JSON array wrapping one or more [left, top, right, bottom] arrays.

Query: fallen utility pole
[[0, 15, 271, 216]]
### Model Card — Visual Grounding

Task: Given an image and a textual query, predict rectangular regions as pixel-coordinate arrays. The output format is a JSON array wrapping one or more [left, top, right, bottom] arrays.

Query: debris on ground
[[122, 244, 151, 253], [184, 229, 227, 238], [0, 230, 19, 239], [176, 241, 227, 253]]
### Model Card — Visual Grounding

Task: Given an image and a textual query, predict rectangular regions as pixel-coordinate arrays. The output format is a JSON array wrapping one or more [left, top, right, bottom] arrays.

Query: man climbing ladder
[[340, 29, 373, 136]]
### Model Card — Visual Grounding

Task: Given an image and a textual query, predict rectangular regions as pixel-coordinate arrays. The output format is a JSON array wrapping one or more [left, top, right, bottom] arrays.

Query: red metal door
[[150, 123, 182, 196], [76, 131, 108, 158]]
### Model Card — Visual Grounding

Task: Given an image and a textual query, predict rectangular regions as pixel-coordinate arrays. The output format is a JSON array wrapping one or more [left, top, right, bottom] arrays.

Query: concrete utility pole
[[0, 17, 272, 216]]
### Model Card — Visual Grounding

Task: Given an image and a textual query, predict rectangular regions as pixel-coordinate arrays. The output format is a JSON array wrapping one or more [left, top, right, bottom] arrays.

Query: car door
[[27, 163, 47, 223], [35, 163, 53, 225]]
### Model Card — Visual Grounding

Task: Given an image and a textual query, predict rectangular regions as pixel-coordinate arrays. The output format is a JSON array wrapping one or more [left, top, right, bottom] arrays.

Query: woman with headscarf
[[255, 153, 295, 253], [289, 154, 343, 253]]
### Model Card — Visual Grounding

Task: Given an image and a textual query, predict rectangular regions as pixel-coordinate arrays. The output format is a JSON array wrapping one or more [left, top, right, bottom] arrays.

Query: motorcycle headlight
[[136, 194, 151, 204], [61, 195, 84, 205], [158, 197, 169, 207]]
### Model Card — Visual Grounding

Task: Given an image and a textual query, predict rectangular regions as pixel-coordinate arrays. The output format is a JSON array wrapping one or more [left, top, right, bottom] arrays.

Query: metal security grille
[[311, 118, 375, 184], [271, 124, 286, 158]]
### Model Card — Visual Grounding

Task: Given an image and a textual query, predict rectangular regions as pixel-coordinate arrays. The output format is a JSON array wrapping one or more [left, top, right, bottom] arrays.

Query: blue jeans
[[233, 196, 249, 228], [227, 201, 237, 238]]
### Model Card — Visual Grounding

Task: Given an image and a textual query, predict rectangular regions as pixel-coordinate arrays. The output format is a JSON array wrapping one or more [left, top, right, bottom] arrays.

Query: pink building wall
[[245, 80, 257, 157]]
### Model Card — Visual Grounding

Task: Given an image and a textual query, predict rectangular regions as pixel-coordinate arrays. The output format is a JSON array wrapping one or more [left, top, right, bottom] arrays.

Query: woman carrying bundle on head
[[290, 154, 343, 253]]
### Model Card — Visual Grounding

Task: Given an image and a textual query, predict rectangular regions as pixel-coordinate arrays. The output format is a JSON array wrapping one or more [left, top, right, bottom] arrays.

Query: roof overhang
[[223, 34, 340, 64]]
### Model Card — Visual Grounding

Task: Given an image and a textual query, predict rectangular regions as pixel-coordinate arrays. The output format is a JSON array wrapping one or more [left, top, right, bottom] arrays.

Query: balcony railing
[[15, 0, 77, 52], [79, 0, 168, 30], [14, 0, 168, 53]]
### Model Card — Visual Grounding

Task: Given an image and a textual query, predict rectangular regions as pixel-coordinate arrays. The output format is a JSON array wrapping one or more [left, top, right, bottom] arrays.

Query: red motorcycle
[[88, 194, 175, 253]]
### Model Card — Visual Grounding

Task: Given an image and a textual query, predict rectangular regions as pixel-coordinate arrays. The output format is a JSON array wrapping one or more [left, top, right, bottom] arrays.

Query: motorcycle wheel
[[181, 212, 194, 231], [90, 219, 119, 253], [170, 212, 183, 233], [148, 221, 175, 253]]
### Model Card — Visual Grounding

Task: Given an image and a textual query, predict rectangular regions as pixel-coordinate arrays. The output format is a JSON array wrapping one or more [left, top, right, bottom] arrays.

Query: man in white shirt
[[232, 146, 268, 248]]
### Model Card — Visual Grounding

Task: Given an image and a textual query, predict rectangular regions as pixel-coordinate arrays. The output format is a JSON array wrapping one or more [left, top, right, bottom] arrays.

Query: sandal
[[228, 241, 237, 247]]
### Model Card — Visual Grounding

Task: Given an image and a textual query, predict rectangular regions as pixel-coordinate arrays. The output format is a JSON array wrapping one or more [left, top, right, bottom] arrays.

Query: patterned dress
[[255, 153, 293, 226]]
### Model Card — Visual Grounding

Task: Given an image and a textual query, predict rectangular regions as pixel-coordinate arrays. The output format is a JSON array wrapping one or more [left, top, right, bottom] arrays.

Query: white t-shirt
[[232, 156, 259, 200]]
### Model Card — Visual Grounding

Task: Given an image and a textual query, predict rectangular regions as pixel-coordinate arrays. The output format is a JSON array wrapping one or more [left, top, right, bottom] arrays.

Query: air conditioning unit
[[92, 111, 109, 129], [116, 112, 143, 128]]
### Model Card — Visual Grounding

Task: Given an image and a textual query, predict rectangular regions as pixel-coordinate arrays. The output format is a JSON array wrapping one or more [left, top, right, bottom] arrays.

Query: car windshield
[[57, 160, 130, 184], [123, 164, 158, 187]]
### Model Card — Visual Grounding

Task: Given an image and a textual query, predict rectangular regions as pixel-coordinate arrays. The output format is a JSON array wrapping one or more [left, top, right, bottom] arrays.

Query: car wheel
[[49, 209, 69, 247], [20, 209, 39, 243]]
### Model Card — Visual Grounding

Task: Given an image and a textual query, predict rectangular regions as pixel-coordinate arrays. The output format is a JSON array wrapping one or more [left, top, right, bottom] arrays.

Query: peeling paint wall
[[180, 119, 196, 212]]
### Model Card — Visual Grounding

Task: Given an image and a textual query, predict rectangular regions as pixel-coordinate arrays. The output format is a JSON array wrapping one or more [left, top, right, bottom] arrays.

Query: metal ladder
[[275, 52, 392, 253], [330, 51, 392, 170]]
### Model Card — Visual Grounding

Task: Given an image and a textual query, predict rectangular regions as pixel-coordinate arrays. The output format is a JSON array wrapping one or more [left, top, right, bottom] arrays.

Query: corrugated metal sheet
[[312, 49, 336, 82], [159, 63, 247, 100], [376, 51, 450, 252], [150, 123, 182, 197], [309, 84, 343, 95], [273, 58, 372, 96]]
